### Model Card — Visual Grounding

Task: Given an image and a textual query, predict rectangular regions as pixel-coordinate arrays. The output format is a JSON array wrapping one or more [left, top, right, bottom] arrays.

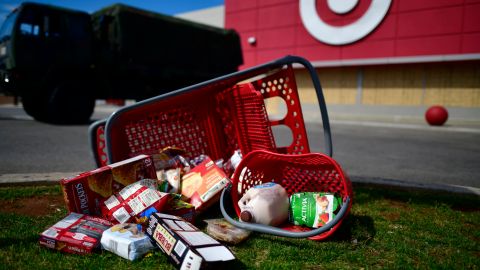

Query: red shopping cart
[[89, 55, 352, 240]]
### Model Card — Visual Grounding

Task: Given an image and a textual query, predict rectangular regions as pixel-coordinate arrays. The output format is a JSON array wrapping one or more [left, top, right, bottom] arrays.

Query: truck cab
[[0, 2, 243, 124], [0, 2, 95, 124]]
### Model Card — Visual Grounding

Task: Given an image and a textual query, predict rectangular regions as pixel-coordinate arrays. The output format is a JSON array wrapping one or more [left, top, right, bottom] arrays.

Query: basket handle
[[220, 185, 350, 238], [286, 56, 332, 157]]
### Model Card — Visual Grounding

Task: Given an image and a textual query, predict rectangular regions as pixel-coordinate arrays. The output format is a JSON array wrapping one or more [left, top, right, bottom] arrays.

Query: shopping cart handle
[[220, 186, 350, 238]]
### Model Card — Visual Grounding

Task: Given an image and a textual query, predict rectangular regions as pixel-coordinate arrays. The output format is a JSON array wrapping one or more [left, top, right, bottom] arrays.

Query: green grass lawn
[[0, 184, 479, 269]]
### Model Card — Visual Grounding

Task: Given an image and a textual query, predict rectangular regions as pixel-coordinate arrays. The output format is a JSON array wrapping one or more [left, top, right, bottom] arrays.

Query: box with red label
[[39, 213, 112, 255], [146, 213, 235, 270], [101, 179, 169, 224], [61, 155, 156, 216], [180, 157, 230, 212]]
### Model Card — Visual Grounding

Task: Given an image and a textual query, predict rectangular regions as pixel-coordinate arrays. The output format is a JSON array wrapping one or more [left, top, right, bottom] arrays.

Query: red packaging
[[61, 155, 156, 216], [102, 181, 170, 224], [180, 157, 230, 212], [39, 213, 112, 255]]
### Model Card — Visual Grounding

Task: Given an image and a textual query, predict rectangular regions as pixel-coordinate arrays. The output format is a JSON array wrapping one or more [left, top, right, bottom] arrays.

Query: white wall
[[175, 5, 224, 28]]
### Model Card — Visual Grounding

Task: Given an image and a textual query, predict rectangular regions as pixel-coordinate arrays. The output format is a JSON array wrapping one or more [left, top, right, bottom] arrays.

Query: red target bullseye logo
[[300, 0, 392, 45]]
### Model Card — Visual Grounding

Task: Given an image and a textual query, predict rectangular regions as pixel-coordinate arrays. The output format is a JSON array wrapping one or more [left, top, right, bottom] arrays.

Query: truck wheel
[[47, 81, 95, 124], [22, 94, 50, 122]]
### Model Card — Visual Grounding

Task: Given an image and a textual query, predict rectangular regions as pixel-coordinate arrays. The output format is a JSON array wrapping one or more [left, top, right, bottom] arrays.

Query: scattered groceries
[[289, 192, 343, 228], [204, 218, 251, 245], [101, 179, 170, 225], [163, 194, 196, 223], [238, 182, 290, 226], [61, 155, 157, 216], [146, 213, 236, 269], [39, 213, 112, 254], [39, 147, 346, 269], [180, 157, 230, 212], [237, 183, 342, 229], [101, 223, 156, 261]]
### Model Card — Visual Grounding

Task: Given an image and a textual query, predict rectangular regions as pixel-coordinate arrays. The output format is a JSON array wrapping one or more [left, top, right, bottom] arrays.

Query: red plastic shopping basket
[[90, 55, 352, 239], [99, 55, 331, 165], [220, 150, 353, 241]]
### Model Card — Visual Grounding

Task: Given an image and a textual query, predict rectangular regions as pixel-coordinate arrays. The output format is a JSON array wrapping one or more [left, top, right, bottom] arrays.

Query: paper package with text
[[39, 213, 112, 255], [60, 155, 157, 216], [146, 213, 235, 270]]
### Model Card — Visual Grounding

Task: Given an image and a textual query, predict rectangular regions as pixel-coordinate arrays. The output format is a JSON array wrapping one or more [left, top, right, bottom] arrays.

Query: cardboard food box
[[146, 213, 235, 270], [101, 223, 156, 261], [39, 213, 112, 255], [101, 180, 169, 224], [61, 155, 156, 216], [180, 157, 230, 212]]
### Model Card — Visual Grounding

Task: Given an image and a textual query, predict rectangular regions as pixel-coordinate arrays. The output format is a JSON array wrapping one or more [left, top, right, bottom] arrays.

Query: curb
[[0, 172, 79, 187]]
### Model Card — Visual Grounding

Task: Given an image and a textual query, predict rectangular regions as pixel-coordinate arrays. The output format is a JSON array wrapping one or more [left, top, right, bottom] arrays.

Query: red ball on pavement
[[425, 105, 448, 126]]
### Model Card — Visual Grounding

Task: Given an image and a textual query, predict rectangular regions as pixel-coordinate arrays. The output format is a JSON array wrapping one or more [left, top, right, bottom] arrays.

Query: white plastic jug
[[238, 182, 289, 226]]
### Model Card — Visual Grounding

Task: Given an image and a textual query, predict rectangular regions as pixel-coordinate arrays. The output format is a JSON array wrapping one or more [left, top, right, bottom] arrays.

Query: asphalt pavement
[[1, 100, 479, 195]]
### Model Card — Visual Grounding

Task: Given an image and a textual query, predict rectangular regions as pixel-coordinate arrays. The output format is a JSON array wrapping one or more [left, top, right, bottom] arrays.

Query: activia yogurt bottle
[[238, 182, 290, 226], [289, 192, 342, 228]]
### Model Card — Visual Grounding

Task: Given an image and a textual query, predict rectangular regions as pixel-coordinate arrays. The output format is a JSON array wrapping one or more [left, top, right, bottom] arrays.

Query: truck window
[[17, 9, 42, 37], [20, 23, 39, 36], [0, 11, 18, 41]]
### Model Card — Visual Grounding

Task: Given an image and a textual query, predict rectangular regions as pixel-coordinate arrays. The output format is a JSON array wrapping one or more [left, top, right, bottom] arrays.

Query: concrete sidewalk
[[5, 97, 480, 128], [302, 104, 480, 128]]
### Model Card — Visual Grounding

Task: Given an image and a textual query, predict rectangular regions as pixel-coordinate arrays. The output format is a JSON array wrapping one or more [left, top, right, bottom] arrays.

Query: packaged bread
[[101, 223, 155, 261]]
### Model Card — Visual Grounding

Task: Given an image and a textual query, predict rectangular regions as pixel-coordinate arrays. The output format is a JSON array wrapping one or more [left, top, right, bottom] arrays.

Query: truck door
[[15, 7, 68, 70], [15, 7, 45, 68]]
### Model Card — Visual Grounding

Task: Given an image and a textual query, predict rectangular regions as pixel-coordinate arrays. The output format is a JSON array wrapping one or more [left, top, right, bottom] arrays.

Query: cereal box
[[61, 155, 156, 216], [146, 213, 235, 269], [39, 213, 112, 255], [101, 179, 169, 224], [180, 157, 230, 212]]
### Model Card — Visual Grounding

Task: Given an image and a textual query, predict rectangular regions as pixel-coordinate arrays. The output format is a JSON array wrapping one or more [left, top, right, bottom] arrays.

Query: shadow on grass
[[240, 214, 375, 248], [0, 236, 39, 248], [330, 214, 375, 244], [226, 260, 249, 270], [353, 184, 480, 212]]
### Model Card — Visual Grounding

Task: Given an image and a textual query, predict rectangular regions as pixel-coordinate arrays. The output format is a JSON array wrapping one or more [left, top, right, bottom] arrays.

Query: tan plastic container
[[238, 182, 289, 226]]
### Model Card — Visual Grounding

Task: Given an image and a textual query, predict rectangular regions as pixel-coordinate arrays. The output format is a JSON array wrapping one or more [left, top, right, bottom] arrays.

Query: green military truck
[[0, 2, 242, 124]]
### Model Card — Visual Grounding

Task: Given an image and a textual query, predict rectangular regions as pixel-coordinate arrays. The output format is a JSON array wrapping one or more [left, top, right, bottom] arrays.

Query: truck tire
[[46, 81, 95, 124], [22, 93, 50, 122]]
